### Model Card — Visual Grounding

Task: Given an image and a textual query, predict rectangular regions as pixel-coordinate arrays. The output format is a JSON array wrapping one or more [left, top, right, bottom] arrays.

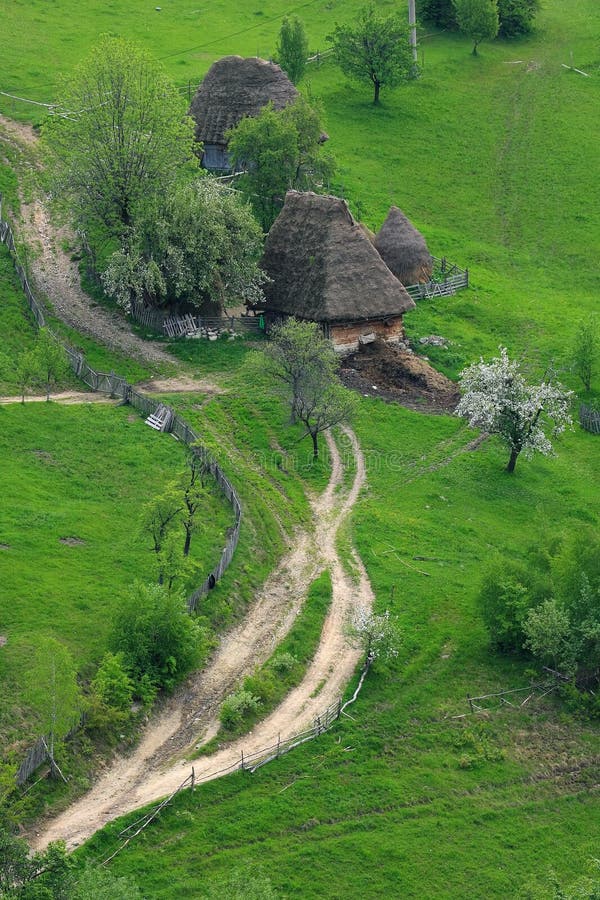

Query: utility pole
[[408, 0, 418, 66]]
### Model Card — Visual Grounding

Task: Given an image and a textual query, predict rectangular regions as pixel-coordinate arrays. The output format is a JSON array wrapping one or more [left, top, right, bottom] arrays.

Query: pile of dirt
[[341, 339, 459, 414]]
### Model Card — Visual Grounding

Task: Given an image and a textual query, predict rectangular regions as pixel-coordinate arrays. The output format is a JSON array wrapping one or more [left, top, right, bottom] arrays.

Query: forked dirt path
[[31, 426, 373, 851]]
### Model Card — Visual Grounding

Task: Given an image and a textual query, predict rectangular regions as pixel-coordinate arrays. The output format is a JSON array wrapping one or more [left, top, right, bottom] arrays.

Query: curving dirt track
[[31, 426, 373, 851], [0, 115, 175, 367]]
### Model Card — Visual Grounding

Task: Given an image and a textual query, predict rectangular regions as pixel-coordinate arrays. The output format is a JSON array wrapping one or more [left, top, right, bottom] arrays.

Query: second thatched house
[[374, 206, 433, 285], [188, 55, 299, 172], [258, 191, 416, 354]]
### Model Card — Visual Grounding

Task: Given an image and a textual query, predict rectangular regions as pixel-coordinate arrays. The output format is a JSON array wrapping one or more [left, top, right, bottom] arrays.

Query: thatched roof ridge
[[189, 56, 299, 145], [261, 192, 416, 323], [374, 206, 433, 285]]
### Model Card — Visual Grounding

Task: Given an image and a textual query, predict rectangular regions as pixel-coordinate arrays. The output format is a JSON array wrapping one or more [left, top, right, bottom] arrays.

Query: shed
[[188, 56, 299, 172], [374, 206, 433, 285], [258, 191, 416, 354]]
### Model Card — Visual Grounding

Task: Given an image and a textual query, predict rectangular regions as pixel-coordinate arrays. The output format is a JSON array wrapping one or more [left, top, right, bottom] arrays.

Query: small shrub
[[220, 690, 261, 731], [270, 652, 299, 675]]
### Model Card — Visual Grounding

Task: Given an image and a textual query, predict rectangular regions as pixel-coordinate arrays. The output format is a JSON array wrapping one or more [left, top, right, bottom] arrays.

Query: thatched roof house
[[374, 207, 433, 285], [259, 191, 416, 353], [188, 56, 299, 171]]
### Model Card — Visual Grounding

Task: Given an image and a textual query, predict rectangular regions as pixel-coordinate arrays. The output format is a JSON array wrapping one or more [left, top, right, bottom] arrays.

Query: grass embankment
[[0, 402, 234, 743]]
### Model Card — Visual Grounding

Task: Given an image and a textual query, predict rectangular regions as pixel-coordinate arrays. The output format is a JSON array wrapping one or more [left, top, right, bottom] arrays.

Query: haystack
[[260, 192, 415, 352], [374, 207, 433, 285], [189, 56, 298, 169]]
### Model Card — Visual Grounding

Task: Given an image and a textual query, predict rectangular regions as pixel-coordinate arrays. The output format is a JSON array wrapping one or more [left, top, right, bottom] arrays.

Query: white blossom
[[456, 348, 573, 471], [351, 606, 400, 662]]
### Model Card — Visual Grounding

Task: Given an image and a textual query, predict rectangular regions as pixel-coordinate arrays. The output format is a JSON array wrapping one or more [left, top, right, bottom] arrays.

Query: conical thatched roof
[[189, 56, 299, 145], [261, 192, 416, 323], [374, 207, 433, 285]]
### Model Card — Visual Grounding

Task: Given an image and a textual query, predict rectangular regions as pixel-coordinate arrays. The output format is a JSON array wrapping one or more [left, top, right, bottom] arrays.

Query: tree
[[19, 635, 81, 777], [227, 97, 334, 229], [139, 488, 184, 584], [91, 652, 134, 711], [497, 0, 540, 37], [14, 348, 42, 403], [264, 318, 355, 458], [181, 451, 211, 557], [523, 598, 574, 674], [571, 314, 598, 393], [276, 16, 309, 84], [453, 0, 499, 54], [31, 328, 69, 401], [110, 582, 203, 692], [0, 826, 71, 898], [102, 178, 267, 314], [456, 348, 573, 473], [327, 6, 416, 105], [351, 606, 401, 666], [43, 36, 194, 239], [264, 318, 339, 422]]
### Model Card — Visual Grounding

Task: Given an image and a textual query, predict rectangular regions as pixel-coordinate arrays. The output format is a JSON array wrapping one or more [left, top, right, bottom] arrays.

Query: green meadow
[[0, 0, 599, 895]]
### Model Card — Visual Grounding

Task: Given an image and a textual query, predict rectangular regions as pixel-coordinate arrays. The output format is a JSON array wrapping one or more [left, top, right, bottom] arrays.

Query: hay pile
[[374, 207, 433, 285]]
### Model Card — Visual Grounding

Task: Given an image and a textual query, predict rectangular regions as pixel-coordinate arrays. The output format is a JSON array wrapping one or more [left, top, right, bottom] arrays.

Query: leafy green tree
[[571, 314, 598, 393], [276, 16, 309, 84], [497, 0, 540, 36], [31, 328, 69, 401], [523, 598, 574, 674], [227, 97, 334, 229], [478, 559, 535, 652], [139, 487, 184, 584], [43, 36, 194, 239], [327, 5, 416, 105], [19, 636, 81, 777], [453, 0, 499, 54], [14, 348, 42, 403], [0, 826, 71, 898], [418, 0, 458, 29], [91, 652, 134, 711], [110, 582, 203, 692], [102, 179, 266, 313], [264, 318, 355, 458], [68, 864, 142, 899], [181, 452, 211, 558]]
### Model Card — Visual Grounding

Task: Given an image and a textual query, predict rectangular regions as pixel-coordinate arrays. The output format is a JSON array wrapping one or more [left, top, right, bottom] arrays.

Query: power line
[[157, 0, 324, 61]]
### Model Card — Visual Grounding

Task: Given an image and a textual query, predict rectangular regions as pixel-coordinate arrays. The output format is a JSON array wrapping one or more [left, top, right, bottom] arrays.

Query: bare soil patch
[[341, 340, 459, 414], [59, 537, 86, 546]]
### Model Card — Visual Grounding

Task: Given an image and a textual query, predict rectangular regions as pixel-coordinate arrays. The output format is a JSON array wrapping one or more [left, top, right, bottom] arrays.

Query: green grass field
[[1, 0, 599, 895]]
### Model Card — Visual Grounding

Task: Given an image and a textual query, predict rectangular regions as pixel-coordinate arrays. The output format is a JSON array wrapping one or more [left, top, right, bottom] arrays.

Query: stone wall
[[330, 316, 405, 355]]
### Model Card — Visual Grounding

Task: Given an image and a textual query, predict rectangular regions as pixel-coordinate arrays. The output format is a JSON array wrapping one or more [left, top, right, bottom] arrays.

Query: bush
[[270, 652, 299, 675], [110, 582, 205, 693], [497, 0, 540, 36], [91, 652, 134, 711], [220, 690, 261, 731], [418, 0, 457, 28], [478, 559, 535, 652]]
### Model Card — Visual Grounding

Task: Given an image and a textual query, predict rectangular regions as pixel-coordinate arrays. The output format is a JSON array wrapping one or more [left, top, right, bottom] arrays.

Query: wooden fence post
[[467, 695, 474, 713], [240, 749, 244, 770], [191, 766, 195, 792]]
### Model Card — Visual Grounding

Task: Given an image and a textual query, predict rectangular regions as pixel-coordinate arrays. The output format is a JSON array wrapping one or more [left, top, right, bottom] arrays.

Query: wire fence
[[1, 194, 244, 781]]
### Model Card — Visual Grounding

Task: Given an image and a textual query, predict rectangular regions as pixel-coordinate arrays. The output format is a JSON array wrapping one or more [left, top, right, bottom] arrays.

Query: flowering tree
[[351, 606, 401, 666], [456, 348, 573, 473]]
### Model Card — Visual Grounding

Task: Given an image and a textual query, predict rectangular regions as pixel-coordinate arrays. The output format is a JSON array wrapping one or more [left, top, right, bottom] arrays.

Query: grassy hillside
[[1, 0, 599, 895]]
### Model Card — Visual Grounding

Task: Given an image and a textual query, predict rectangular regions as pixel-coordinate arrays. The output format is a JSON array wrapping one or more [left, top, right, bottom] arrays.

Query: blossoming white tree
[[456, 348, 573, 473], [351, 606, 401, 666]]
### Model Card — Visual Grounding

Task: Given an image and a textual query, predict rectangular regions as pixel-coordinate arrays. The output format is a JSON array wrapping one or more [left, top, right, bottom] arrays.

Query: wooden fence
[[404, 256, 469, 301], [129, 300, 262, 339], [579, 403, 600, 435], [0, 195, 243, 782], [101, 661, 372, 864]]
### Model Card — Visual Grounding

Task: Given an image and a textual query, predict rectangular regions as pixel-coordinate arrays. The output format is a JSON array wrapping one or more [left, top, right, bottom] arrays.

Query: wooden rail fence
[[129, 301, 262, 339], [404, 256, 469, 300], [0, 195, 243, 783], [579, 403, 600, 435]]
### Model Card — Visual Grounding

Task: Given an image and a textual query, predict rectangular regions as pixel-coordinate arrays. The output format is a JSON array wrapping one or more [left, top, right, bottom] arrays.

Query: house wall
[[330, 317, 405, 355]]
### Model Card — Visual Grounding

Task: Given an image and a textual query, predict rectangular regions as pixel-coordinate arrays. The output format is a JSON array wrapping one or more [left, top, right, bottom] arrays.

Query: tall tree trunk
[[373, 80, 381, 105], [311, 431, 319, 460], [506, 447, 519, 473], [183, 524, 192, 557]]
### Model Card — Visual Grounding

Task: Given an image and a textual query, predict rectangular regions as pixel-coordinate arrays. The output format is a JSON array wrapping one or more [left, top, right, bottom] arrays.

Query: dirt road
[[31, 426, 372, 851]]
